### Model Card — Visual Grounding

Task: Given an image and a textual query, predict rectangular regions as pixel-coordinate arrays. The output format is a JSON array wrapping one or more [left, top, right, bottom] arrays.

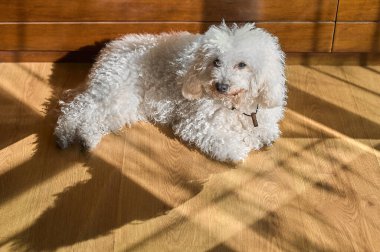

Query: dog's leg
[[55, 45, 143, 150], [203, 132, 252, 162], [173, 115, 252, 162], [55, 92, 110, 150], [255, 107, 283, 146], [256, 124, 280, 147]]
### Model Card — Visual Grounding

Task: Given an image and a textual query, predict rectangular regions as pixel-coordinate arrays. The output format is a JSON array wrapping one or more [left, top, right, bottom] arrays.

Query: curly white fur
[[55, 22, 286, 162]]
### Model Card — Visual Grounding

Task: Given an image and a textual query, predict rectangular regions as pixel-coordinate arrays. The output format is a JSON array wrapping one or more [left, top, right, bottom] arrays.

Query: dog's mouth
[[208, 85, 245, 98], [205, 82, 247, 99], [228, 89, 245, 96], [205, 85, 249, 109]]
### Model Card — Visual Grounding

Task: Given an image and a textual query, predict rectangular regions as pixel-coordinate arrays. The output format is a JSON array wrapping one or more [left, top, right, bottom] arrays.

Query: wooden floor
[[0, 62, 379, 252]]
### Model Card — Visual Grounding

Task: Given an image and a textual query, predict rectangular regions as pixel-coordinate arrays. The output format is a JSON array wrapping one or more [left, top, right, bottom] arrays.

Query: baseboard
[[1, 51, 379, 65]]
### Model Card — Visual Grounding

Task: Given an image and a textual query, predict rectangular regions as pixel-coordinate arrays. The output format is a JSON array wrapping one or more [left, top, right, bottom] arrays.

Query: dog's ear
[[257, 48, 286, 108], [181, 73, 203, 100], [178, 40, 206, 100]]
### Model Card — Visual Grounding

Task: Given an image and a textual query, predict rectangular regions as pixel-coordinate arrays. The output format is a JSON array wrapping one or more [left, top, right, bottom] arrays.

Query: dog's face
[[202, 51, 259, 108], [181, 23, 286, 110]]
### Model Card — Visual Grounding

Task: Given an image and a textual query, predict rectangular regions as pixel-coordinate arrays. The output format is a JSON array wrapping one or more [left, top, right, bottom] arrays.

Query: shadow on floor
[[3, 55, 224, 251], [1, 49, 379, 251], [10, 156, 171, 251], [283, 84, 380, 139]]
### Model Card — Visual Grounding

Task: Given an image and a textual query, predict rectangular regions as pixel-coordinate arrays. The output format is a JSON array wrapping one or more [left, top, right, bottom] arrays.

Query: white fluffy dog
[[55, 22, 286, 162]]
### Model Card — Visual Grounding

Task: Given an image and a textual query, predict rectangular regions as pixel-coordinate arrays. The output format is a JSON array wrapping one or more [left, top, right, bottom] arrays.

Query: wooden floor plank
[[0, 63, 379, 251]]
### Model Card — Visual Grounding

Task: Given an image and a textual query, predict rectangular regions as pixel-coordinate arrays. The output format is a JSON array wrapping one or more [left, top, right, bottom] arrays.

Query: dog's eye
[[213, 59, 221, 67], [237, 62, 246, 69]]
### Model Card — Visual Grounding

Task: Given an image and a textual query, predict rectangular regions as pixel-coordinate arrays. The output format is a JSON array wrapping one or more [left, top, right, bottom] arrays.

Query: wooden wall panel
[[337, 0, 380, 21], [6, 0, 369, 61], [333, 23, 380, 52], [0, 22, 334, 53], [259, 23, 334, 52], [0, 0, 338, 22], [3, 52, 380, 64], [0, 51, 96, 62]]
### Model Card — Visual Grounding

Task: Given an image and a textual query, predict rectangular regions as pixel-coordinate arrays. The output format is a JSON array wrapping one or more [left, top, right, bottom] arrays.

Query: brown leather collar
[[231, 104, 259, 127]]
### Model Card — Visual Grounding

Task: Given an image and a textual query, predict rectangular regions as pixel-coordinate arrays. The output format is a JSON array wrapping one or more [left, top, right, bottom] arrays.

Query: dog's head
[[179, 22, 286, 110]]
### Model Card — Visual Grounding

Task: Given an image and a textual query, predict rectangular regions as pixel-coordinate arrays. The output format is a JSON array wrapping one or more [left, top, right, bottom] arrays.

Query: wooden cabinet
[[337, 0, 380, 21], [334, 0, 380, 52], [0, 0, 378, 61], [0, 22, 335, 53], [334, 23, 380, 52], [0, 0, 338, 21]]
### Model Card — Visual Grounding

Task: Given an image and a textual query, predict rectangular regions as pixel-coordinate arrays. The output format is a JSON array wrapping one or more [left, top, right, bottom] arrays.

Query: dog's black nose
[[215, 83, 229, 93]]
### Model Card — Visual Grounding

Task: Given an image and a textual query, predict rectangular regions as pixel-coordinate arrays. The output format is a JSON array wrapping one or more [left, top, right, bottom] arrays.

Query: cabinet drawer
[[0, 0, 338, 22], [337, 0, 380, 21], [0, 22, 334, 52], [333, 23, 380, 52]]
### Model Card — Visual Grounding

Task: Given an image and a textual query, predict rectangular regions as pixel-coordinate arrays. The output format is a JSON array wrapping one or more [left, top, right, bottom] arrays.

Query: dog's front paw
[[258, 126, 280, 146], [209, 138, 251, 163], [226, 147, 251, 163]]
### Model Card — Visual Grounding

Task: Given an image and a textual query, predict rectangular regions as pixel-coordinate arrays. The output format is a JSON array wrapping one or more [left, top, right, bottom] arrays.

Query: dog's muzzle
[[215, 82, 229, 93]]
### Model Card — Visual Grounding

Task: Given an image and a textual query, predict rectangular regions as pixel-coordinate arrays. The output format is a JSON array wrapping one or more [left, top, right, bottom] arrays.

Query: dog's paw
[[210, 138, 251, 163], [78, 134, 102, 151], [258, 127, 280, 146], [56, 136, 69, 149], [226, 146, 251, 163]]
